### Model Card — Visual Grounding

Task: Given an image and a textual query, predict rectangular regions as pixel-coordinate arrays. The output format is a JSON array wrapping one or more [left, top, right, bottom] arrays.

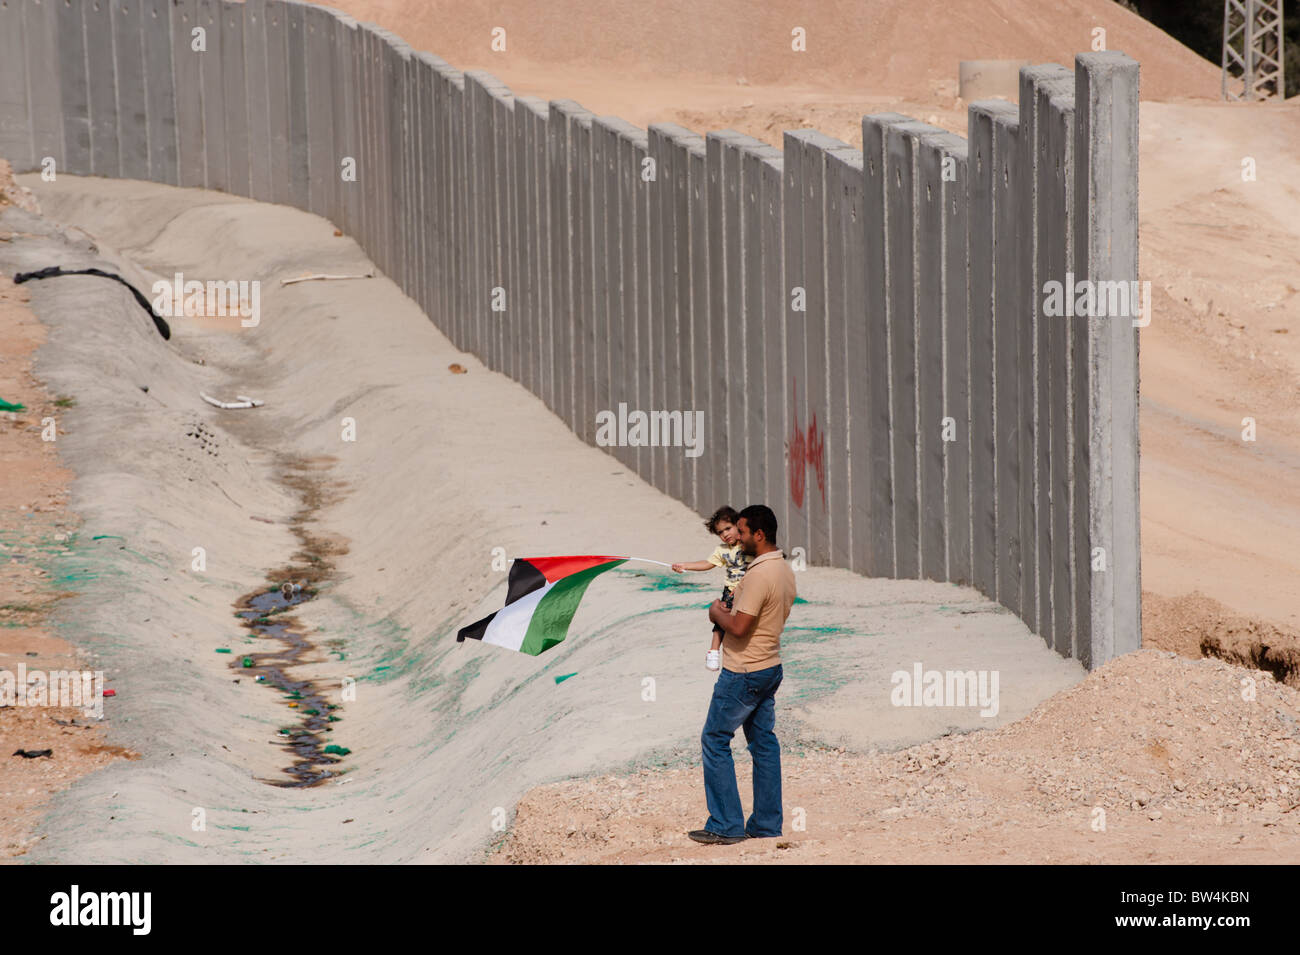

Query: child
[[671, 506, 752, 671]]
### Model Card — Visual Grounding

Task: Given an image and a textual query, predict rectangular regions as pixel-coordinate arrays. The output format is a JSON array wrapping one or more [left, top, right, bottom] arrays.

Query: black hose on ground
[[12, 266, 171, 340]]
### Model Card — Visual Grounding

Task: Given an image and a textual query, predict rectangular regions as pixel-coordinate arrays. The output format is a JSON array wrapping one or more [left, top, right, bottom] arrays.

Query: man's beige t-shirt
[[722, 550, 797, 673]]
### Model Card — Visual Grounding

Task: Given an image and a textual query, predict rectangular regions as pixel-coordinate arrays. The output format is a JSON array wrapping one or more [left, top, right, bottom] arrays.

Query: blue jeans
[[701, 664, 783, 838]]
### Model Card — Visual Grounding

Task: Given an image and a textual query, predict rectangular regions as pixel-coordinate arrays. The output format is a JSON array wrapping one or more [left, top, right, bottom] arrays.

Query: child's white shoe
[[706, 650, 720, 671]]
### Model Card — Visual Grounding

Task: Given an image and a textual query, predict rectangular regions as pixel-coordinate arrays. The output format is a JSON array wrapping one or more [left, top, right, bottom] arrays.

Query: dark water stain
[[230, 455, 351, 788]]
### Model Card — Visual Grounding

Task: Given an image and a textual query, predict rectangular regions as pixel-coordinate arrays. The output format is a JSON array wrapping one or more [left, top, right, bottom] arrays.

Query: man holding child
[[686, 504, 797, 845]]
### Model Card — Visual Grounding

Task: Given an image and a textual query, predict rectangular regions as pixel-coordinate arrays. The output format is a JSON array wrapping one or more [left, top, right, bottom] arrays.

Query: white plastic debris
[[279, 269, 375, 286], [200, 392, 264, 410]]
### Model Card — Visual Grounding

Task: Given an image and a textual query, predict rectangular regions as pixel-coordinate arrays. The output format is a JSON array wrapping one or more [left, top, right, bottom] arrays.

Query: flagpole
[[506, 557, 675, 568]]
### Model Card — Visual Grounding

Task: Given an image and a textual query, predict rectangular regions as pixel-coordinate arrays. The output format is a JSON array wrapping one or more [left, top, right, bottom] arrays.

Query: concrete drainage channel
[[229, 455, 351, 788]]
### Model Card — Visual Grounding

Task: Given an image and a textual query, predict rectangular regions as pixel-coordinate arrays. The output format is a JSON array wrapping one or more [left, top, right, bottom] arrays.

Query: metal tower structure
[[1223, 0, 1286, 100]]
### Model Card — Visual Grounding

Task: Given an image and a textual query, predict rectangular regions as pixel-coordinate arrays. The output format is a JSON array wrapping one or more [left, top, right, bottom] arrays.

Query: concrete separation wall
[[0, 0, 1141, 668]]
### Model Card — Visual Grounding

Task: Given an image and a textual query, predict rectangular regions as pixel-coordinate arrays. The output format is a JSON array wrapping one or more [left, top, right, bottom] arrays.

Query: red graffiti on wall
[[787, 378, 827, 511]]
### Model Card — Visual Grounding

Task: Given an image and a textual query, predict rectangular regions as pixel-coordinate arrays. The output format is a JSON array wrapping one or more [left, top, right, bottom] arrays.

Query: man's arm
[[708, 599, 758, 639]]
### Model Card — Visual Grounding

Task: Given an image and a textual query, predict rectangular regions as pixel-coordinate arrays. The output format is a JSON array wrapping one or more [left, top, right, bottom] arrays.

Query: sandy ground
[[2, 0, 1298, 864], [0, 166, 138, 860], [321, 0, 1221, 107], [495, 652, 1300, 863]]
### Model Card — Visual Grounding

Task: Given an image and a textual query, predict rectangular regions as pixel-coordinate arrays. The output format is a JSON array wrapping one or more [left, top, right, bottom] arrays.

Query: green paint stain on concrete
[[554, 672, 578, 684], [782, 625, 856, 645], [622, 570, 712, 594]]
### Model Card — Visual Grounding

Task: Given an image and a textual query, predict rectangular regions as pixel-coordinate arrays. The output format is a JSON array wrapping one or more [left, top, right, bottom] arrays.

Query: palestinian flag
[[456, 556, 628, 655]]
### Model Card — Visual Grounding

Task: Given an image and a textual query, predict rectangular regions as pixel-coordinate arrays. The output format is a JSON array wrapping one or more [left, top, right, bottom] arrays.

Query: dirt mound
[[0, 160, 38, 214], [492, 650, 1300, 863], [1145, 590, 1300, 688], [316, 0, 1219, 107]]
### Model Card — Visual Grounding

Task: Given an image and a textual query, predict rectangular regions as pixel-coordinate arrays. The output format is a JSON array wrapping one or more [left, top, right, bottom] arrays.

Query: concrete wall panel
[[860, 114, 911, 578], [704, 133, 731, 515], [527, 100, 551, 410], [649, 124, 697, 494], [84, 0, 121, 178], [933, 132, 971, 587], [616, 123, 644, 477], [262, 1, 290, 202], [367, 26, 388, 274], [57, 0, 93, 175], [915, 132, 953, 581], [674, 132, 706, 507], [818, 140, 859, 569], [355, 24, 374, 254], [758, 152, 787, 548], [547, 101, 577, 421], [779, 131, 807, 559], [304, 4, 334, 215], [464, 72, 495, 362], [433, 58, 456, 327], [991, 111, 1022, 614], [220, 0, 249, 196], [574, 114, 595, 442], [506, 98, 527, 389], [283, 2, 308, 208], [335, 18, 359, 239], [335, 16, 360, 235], [490, 85, 514, 375], [242, 0, 271, 200], [110, 0, 150, 182], [426, 57, 447, 328], [686, 141, 710, 517], [423, 56, 447, 327], [1044, 89, 1076, 657], [646, 125, 675, 489], [965, 103, 1016, 599], [22, 0, 65, 176], [740, 145, 776, 510], [194, 0, 225, 189], [463, 72, 485, 356], [1021, 64, 1075, 644], [406, 50, 423, 309], [590, 118, 614, 446], [416, 50, 428, 309], [1074, 52, 1142, 668], [374, 27, 392, 277], [447, 73, 467, 350], [884, 122, 931, 580], [549, 100, 592, 431], [169, 0, 201, 186], [404, 44, 420, 306], [508, 98, 531, 397], [647, 126, 675, 492], [412, 52, 429, 313], [720, 135, 747, 507], [474, 75, 495, 366], [0, 1, 32, 169], [830, 148, 866, 573], [384, 36, 410, 293], [529, 99, 547, 390]]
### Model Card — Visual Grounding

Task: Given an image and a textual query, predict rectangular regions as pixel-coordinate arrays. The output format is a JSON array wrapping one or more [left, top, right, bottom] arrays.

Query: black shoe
[[688, 829, 749, 845]]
